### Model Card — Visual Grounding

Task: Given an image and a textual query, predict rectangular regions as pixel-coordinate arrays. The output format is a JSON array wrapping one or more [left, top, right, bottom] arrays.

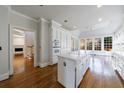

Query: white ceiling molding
[[13, 34, 24, 38], [51, 20, 62, 27], [40, 18, 50, 23], [11, 10, 38, 22]]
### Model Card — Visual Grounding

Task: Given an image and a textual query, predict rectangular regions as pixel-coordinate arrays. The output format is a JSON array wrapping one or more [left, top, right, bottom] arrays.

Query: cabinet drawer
[[52, 56, 58, 64]]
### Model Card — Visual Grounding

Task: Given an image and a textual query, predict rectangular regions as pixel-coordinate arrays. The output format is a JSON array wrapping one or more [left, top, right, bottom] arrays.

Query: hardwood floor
[[13, 54, 33, 74], [0, 55, 123, 88], [79, 56, 123, 88]]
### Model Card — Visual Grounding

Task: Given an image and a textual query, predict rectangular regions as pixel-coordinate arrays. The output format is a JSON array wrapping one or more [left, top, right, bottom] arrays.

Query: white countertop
[[58, 53, 87, 62]]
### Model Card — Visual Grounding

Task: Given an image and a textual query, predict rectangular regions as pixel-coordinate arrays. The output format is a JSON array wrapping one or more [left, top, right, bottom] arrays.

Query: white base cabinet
[[76, 57, 89, 86], [58, 54, 90, 88], [111, 53, 124, 80]]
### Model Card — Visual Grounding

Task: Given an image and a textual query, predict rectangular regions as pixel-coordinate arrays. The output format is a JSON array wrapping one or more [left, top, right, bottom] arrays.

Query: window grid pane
[[104, 37, 112, 51], [80, 39, 85, 50], [87, 39, 92, 50], [94, 38, 101, 51]]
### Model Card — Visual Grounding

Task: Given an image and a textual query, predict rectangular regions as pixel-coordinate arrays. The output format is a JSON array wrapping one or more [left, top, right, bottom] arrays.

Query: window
[[87, 39, 92, 50], [80, 39, 85, 50], [94, 38, 101, 51], [104, 37, 112, 51]]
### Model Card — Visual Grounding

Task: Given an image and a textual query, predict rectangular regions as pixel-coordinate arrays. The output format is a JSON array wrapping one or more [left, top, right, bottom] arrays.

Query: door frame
[[9, 24, 38, 75]]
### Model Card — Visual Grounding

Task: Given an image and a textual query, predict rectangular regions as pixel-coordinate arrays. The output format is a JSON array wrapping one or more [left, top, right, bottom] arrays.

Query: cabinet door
[[68, 34, 71, 50], [66, 32, 69, 48], [57, 29, 61, 41], [61, 31, 65, 48], [58, 58, 66, 85], [58, 58, 75, 88], [76, 63, 83, 87], [63, 32, 66, 48], [52, 28, 56, 41]]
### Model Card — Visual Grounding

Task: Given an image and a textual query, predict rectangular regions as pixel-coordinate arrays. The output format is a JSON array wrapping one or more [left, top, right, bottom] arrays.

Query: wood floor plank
[[0, 55, 123, 88]]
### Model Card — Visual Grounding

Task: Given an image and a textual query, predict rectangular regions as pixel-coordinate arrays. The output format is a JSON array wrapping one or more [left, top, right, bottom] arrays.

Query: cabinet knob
[[63, 62, 66, 67]]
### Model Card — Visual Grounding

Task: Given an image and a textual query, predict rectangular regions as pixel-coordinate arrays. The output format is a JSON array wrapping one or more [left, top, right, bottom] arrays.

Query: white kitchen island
[[57, 53, 90, 88]]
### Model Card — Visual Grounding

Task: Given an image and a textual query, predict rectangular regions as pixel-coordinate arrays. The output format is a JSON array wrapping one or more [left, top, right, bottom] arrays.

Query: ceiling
[[11, 5, 124, 37]]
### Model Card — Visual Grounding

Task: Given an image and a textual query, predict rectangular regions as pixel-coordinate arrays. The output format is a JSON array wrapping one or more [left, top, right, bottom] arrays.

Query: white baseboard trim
[[0, 72, 9, 81], [39, 62, 49, 68]]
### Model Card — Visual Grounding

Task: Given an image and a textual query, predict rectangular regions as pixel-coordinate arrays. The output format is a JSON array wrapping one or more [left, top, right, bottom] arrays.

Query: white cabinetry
[[111, 53, 124, 80], [52, 27, 61, 42], [58, 54, 90, 88], [50, 20, 79, 65], [76, 56, 89, 86], [112, 25, 124, 80], [50, 26, 61, 64], [58, 58, 76, 88], [50, 20, 74, 64]]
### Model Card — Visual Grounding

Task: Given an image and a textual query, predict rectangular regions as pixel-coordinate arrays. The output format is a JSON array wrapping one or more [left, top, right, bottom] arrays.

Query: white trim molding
[[40, 18, 50, 23], [51, 20, 62, 27], [11, 10, 38, 22], [0, 72, 9, 81]]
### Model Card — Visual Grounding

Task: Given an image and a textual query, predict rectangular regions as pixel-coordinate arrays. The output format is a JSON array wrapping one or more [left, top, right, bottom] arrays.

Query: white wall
[[0, 6, 9, 81], [0, 7, 39, 78], [9, 8, 38, 66], [9, 10, 37, 31], [13, 36, 25, 45], [25, 31, 34, 57], [25, 32, 34, 46]]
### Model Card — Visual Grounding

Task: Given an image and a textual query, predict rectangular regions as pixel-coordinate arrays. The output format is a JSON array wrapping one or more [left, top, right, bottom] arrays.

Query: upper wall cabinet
[[52, 27, 61, 42], [50, 20, 79, 51], [50, 20, 78, 64], [52, 27, 56, 41]]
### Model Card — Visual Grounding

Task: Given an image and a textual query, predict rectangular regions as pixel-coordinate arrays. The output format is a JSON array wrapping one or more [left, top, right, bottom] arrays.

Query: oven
[[53, 48, 60, 56]]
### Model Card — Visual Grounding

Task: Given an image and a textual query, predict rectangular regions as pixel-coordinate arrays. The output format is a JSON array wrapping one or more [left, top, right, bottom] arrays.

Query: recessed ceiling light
[[97, 5, 103, 8], [98, 18, 102, 22]]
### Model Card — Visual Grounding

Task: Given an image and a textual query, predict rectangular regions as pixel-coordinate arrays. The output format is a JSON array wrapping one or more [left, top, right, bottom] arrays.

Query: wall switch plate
[[0, 46, 2, 50]]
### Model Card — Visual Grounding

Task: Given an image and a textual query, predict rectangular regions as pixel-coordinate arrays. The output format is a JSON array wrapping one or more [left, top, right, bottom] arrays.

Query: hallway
[[13, 55, 34, 74], [0, 56, 123, 88]]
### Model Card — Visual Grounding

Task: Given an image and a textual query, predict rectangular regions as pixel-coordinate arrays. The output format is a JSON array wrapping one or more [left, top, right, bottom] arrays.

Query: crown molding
[[51, 20, 62, 27], [38, 18, 50, 23], [10, 10, 38, 22]]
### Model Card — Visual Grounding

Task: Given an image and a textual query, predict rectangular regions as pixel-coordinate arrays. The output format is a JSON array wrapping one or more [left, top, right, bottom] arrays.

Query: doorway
[[9, 25, 37, 75]]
